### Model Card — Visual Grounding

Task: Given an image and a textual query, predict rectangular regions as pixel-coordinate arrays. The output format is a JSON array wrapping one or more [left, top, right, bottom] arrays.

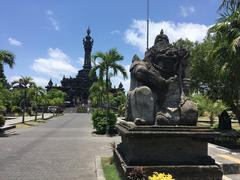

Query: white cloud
[[110, 30, 120, 35], [9, 75, 21, 83], [32, 76, 49, 87], [111, 64, 130, 92], [180, 5, 195, 17], [31, 48, 78, 79], [78, 57, 85, 66], [46, 10, 53, 16], [45, 10, 59, 31], [8, 37, 22, 46], [8, 75, 48, 87], [125, 19, 210, 53]]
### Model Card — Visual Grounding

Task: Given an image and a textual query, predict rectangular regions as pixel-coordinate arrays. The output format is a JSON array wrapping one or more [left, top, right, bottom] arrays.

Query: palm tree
[[0, 50, 15, 85], [209, 0, 240, 54], [29, 86, 45, 121], [12, 76, 36, 123], [89, 80, 106, 108], [39, 93, 49, 120], [90, 48, 127, 134], [207, 0, 240, 124]]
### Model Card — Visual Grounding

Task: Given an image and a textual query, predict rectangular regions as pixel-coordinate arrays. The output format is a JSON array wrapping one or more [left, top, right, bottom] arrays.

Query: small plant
[[148, 172, 174, 180], [127, 167, 146, 180], [0, 115, 5, 127]]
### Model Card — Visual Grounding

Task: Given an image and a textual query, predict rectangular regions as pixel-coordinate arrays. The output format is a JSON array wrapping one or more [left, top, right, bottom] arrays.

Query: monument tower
[[46, 28, 96, 105], [83, 27, 93, 70]]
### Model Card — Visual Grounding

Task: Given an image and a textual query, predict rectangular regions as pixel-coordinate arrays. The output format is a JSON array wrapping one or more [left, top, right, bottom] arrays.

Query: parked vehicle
[[56, 106, 64, 113], [48, 106, 64, 114], [47, 106, 57, 113]]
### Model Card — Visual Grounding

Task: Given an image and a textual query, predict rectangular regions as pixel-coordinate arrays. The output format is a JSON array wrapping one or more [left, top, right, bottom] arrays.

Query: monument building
[[46, 28, 125, 106], [46, 28, 96, 105]]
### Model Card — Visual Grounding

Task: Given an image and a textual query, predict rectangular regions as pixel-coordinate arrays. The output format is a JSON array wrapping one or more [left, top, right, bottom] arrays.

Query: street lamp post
[[22, 88, 27, 123], [147, 0, 150, 50]]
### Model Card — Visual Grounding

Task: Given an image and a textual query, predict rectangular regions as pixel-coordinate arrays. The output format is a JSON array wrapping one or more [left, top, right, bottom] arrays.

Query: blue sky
[[0, 0, 220, 90]]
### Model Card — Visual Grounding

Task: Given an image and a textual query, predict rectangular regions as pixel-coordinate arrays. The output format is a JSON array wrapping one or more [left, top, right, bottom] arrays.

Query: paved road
[[0, 113, 119, 180], [1, 113, 240, 180]]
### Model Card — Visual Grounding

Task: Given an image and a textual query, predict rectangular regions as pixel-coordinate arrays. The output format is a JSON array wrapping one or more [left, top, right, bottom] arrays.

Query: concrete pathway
[[209, 144, 240, 180], [5, 113, 53, 126], [0, 113, 119, 180]]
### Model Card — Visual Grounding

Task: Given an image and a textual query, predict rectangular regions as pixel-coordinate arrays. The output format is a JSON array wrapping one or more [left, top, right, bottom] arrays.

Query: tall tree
[[206, 0, 240, 123], [90, 48, 127, 134], [89, 80, 106, 108], [29, 86, 45, 121], [0, 50, 15, 86], [12, 76, 36, 123]]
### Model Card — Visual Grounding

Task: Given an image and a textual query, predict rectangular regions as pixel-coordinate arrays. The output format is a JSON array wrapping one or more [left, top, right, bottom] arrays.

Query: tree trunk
[[105, 68, 109, 135], [42, 106, 44, 120], [0, 63, 7, 85], [0, 63, 4, 78], [22, 89, 27, 123], [35, 109, 37, 121], [231, 104, 240, 125], [209, 113, 214, 127]]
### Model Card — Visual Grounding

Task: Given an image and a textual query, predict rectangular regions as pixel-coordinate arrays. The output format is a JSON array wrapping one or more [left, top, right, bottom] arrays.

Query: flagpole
[[147, 0, 149, 50]]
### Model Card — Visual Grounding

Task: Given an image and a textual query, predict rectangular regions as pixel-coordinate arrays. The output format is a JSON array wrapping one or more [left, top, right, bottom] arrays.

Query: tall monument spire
[[83, 27, 94, 69]]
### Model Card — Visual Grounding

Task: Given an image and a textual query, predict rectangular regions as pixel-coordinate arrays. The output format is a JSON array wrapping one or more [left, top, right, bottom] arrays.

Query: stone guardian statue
[[125, 30, 198, 126]]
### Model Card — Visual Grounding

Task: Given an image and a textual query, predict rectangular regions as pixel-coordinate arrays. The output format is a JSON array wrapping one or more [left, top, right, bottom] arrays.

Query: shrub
[[0, 115, 5, 127], [91, 109, 117, 134], [77, 106, 88, 113], [148, 172, 174, 180]]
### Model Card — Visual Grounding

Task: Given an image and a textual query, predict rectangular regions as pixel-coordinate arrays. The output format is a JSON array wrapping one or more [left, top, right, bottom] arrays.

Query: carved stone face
[[151, 47, 178, 77]]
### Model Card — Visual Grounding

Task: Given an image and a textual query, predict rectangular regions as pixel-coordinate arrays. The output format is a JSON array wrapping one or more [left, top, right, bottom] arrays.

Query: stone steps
[[223, 174, 240, 180]]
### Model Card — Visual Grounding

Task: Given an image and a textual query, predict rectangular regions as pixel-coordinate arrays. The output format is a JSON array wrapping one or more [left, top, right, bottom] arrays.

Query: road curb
[[95, 156, 106, 180]]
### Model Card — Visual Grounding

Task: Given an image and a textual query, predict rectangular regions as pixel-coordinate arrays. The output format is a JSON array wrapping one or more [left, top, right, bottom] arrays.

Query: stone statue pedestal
[[114, 122, 223, 180]]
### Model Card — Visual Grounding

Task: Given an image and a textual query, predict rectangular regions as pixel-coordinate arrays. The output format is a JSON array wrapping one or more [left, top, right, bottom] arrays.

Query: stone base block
[[114, 149, 222, 180], [115, 123, 223, 179]]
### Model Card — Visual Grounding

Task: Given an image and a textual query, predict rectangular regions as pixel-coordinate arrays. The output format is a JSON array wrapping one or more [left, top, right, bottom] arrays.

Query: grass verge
[[16, 120, 46, 128], [101, 157, 120, 180]]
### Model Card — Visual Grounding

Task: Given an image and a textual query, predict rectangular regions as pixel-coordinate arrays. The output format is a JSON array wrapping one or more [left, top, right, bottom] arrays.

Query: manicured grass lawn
[[101, 157, 120, 180]]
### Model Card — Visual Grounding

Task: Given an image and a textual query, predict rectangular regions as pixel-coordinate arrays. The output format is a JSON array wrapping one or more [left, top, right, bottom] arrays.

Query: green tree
[[109, 91, 127, 116], [89, 80, 106, 108], [12, 76, 36, 123], [38, 93, 49, 119], [90, 48, 127, 134], [0, 50, 15, 86], [191, 93, 227, 126], [189, 37, 217, 93], [0, 82, 9, 114], [206, 0, 240, 123], [29, 86, 45, 121], [46, 89, 66, 116], [46, 89, 66, 105], [173, 38, 195, 52]]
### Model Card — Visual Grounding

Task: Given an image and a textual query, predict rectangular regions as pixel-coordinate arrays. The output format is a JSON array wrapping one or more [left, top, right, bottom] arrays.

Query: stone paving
[[0, 113, 119, 180], [1, 113, 240, 179]]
